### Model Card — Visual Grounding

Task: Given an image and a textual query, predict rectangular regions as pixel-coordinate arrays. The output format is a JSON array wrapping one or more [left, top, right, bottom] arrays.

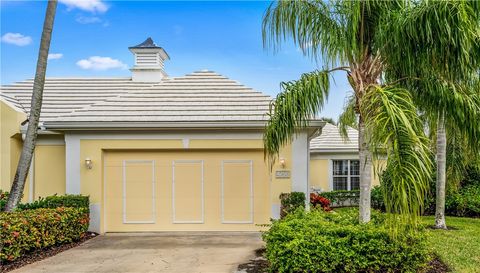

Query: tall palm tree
[[380, 1, 480, 229], [262, 0, 479, 226], [4, 0, 58, 211]]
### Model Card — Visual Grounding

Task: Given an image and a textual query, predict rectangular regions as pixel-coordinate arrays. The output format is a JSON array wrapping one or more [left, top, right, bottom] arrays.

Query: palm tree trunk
[[359, 117, 372, 223], [4, 0, 58, 212], [434, 113, 447, 229]]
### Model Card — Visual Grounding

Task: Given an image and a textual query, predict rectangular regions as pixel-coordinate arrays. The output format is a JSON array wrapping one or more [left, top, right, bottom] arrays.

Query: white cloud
[[76, 56, 127, 70], [76, 16, 102, 24], [1, 32, 32, 46], [59, 0, 108, 13], [48, 53, 63, 60]]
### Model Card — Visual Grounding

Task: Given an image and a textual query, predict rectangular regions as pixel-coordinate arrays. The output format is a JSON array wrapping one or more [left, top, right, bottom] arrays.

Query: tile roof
[[0, 93, 26, 113], [310, 123, 358, 153], [1, 78, 154, 122], [0, 71, 272, 126]]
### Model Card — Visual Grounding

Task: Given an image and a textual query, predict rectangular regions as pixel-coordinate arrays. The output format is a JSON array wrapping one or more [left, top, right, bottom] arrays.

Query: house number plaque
[[275, 170, 291, 179]]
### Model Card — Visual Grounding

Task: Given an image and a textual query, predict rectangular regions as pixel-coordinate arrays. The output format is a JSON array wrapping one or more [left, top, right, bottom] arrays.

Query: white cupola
[[129, 37, 170, 82]]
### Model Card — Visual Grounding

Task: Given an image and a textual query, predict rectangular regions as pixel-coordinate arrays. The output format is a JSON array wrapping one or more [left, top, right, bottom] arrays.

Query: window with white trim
[[332, 160, 360, 191]]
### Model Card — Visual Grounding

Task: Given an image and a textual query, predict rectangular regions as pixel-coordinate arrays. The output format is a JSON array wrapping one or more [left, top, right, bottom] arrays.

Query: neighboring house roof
[[0, 71, 277, 129], [310, 123, 358, 153]]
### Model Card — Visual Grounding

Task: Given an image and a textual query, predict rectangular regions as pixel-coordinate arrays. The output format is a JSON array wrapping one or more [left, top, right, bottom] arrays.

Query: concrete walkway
[[11, 232, 264, 273]]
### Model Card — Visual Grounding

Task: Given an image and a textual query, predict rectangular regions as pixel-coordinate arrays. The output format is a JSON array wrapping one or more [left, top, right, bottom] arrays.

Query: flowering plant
[[310, 193, 332, 211]]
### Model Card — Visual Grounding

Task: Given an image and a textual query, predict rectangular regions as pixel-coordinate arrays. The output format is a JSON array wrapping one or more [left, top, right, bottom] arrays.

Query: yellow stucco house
[[0, 38, 372, 233]]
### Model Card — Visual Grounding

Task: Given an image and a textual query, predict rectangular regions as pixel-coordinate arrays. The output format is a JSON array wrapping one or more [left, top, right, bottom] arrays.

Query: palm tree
[[4, 0, 58, 211], [380, 1, 480, 229], [262, 0, 479, 226]]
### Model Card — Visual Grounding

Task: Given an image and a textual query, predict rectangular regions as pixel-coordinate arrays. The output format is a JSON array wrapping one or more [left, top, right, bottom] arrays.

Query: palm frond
[[264, 70, 330, 163], [263, 0, 347, 66], [361, 85, 433, 232], [338, 93, 358, 141]]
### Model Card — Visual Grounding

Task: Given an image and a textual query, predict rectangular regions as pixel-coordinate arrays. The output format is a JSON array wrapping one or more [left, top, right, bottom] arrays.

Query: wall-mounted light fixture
[[279, 158, 286, 169], [85, 158, 93, 169]]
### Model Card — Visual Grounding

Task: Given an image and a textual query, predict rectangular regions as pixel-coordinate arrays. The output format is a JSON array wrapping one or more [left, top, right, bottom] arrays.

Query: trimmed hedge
[[317, 190, 360, 207], [18, 194, 89, 211], [263, 209, 429, 273], [0, 192, 89, 211], [279, 192, 305, 218], [1, 207, 89, 262]]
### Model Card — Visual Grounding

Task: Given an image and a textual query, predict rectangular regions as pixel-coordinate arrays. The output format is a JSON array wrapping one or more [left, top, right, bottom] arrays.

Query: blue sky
[[1, 0, 351, 119]]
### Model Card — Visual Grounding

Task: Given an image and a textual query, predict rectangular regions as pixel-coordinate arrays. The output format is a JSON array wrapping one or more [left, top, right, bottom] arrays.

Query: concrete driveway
[[11, 232, 264, 273]]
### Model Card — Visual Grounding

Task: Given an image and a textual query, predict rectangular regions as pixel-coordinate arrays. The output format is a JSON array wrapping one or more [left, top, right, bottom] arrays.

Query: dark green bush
[[279, 192, 305, 218], [445, 185, 480, 217], [18, 194, 89, 211], [318, 190, 360, 207], [371, 186, 385, 211], [0, 207, 89, 262], [461, 165, 480, 188], [262, 209, 429, 273]]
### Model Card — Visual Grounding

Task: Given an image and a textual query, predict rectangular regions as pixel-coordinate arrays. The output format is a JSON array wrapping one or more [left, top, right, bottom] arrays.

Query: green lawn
[[422, 216, 480, 273]]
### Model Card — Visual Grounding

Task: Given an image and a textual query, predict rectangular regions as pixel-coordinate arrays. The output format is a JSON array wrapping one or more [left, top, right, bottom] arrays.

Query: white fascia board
[[310, 148, 358, 154], [44, 120, 325, 131]]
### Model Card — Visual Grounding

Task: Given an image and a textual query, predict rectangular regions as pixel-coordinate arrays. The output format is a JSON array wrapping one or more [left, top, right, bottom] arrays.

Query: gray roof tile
[[310, 123, 358, 152]]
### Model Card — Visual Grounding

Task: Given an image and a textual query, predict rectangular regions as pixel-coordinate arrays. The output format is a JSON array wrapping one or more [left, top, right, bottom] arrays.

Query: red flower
[[310, 193, 332, 211]]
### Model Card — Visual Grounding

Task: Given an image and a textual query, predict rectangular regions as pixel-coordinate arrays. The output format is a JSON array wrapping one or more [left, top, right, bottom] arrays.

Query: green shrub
[[371, 186, 385, 211], [18, 194, 89, 211], [318, 190, 360, 207], [461, 165, 480, 188], [279, 192, 305, 218], [262, 209, 429, 273], [1, 207, 89, 262], [445, 185, 480, 217], [0, 190, 9, 211]]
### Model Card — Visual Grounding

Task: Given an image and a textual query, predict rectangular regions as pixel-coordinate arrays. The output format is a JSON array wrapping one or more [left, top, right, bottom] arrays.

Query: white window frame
[[330, 159, 360, 191]]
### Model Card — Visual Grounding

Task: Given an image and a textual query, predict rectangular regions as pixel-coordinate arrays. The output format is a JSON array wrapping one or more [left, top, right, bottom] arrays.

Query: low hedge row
[[18, 194, 89, 211], [0, 191, 89, 211], [1, 207, 89, 262], [317, 190, 360, 207], [263, 209, 429, 273]]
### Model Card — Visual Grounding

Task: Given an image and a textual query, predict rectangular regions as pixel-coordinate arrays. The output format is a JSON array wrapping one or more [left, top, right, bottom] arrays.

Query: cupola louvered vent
[[129, 37, 170, 82]]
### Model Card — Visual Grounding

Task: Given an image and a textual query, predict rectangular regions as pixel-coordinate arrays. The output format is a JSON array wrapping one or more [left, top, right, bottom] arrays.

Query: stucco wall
[[0, 101, 27, 195], [34, 144, 66, 199]]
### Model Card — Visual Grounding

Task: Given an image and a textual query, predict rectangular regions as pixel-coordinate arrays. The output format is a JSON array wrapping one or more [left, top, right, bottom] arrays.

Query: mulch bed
[[424, 256, 451, 273], [237, 249, 450, 273], [0, 232, 98, 273], [237, 248, 269, 273]]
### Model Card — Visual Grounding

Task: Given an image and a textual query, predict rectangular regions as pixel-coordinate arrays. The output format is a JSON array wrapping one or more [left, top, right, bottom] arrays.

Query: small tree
[[4, 0, 58, 211]]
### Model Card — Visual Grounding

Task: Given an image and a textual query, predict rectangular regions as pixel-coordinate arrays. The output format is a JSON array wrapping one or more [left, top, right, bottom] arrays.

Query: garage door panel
[[105, 150, 269, 231], [222, 160, 253, 223], [173, 161, 204, 223], [124, 160, 155, 223]]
